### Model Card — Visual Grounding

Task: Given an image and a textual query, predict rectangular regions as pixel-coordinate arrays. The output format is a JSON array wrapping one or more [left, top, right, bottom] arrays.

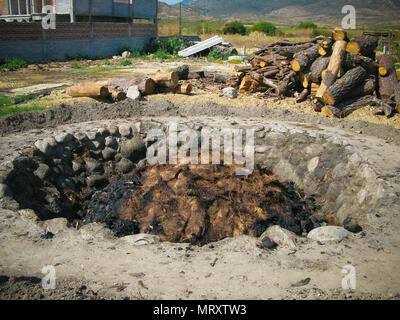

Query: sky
[[159, 0, 187, 5]]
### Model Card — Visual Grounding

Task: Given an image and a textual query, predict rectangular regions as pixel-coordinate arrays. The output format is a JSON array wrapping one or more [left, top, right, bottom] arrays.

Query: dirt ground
[[1, 58, 400, 130], [1, 57, 400, 301]]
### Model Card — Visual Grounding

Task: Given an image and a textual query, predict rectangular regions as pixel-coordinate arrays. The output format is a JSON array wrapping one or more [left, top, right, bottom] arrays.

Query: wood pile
[[67, 71, 193, 101], [226, 27, 400, 118]]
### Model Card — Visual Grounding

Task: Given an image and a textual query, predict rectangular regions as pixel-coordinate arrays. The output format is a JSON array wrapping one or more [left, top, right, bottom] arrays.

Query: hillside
[[176, 0, 400, 27]]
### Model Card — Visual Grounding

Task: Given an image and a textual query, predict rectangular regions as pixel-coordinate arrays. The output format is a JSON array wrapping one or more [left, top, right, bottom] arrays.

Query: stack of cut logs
[[226, 28, 400, 118], [67, 70, 193, 101]]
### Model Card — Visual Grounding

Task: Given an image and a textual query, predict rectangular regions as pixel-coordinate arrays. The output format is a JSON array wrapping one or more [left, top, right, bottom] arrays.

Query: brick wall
[[0, 21, 157, 62], [0, 0, 9, 15]]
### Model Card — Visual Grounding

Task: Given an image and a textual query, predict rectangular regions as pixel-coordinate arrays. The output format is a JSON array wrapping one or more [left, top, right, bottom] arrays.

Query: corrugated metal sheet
[[178, 36, 224, 57]]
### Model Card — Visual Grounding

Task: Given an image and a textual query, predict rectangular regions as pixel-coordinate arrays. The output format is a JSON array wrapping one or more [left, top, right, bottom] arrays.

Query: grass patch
[[119, 59, 132, 66], [0, 95, 12, 107], [69, 65, 115, 74], [0, 105, 46, 117], [69, 61, 81, 69], [0, 58, 28, 72]]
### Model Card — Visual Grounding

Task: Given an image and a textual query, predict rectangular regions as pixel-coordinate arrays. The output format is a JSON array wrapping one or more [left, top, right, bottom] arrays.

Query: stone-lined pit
[[0, 119, 385, 244]]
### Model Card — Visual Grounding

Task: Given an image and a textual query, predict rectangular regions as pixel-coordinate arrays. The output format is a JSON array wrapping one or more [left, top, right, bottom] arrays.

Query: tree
[[251, 21, 276, 36], [222, 21, 246, 35]]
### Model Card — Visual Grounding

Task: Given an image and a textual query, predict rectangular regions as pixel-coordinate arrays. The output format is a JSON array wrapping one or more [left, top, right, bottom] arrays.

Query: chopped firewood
[[344, 53, 379, 75], [290, 44, 320, 72], [311, 83, 320, 98], [299, 72, 311, 89], [316, 40, 347, 100], [107, 86, 127, 102], [324, 95, 395, 118], [234, 65, 252, 76], [321, 105, 338, 118], [332, 27, 347, 41], [296, 88, 310, 103], [187, 71, 205, 80], [310, 56, 330, 83], [151, 71, 179, 88], [322, 66, 368, 106], [239, 76, 260, 94], [312, 98, 324, 112], [174, 83, 193, 94], [321, 67, 345, 80], [108, 77, 155, 94], [318, 38, 333, 56], [67, 81, 109, 98], [346, 35, 378, 59], [378, 54, 396, 77], [396, 69, 400, 81], [377, 54, 400, 100]]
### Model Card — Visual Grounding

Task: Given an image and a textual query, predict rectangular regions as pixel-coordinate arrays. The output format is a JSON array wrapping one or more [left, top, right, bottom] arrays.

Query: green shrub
[[207, 51, 222, 61], [144, 36, 190, 55], [296, 22, 318, 29], [222, 21, 246, 35], [0, 58, 28, 72], [152, 50, 170, 60], [311, 28, 331, 37], [119, 59, 132, 66], [131, 48, 143, 58], [251, 21, 277, 36]]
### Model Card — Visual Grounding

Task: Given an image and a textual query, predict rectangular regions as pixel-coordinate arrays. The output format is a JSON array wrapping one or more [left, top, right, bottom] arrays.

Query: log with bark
[[174, 83, 193, 94], [318, 38, 334, 56], [296, 88, 309, 103], [346, 35, 378, 59], [344, 53, 379, 75], [332, 27, 347, 41], [151, 71, 179, 88], [322, 95, 395, 118], [108, 77, 156, 94], [67, 81, 109, 98], [310, 56, 330, 83], [377, 54, 400, 100], [315, 40, 347, 100], [322, 66, 368, 105], [204, 72, 230, 84], [107, 86, 127, 102], [290, 44, 320, 72]]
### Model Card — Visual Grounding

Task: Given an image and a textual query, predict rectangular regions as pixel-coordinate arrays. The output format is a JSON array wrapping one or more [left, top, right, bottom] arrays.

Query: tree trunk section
[[108, 77, 156, 94], [67, 81, 109, 98], [310, 56, 330, 83], [151, 71, 179, 88], [316, 40, 347, 100], [377, 54, 395, 77], [344, 53, 379, 75], [174, 83, 193, 94], [332, 27, 347, 41], [107, 86, 127, 102], [322, 66, 368, 105], [346, 35, 378, 59], [290, 44, 320, 72]]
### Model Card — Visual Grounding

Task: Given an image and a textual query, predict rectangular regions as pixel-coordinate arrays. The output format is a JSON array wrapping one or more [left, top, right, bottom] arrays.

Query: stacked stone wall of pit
[[0, 120, 386, 228]]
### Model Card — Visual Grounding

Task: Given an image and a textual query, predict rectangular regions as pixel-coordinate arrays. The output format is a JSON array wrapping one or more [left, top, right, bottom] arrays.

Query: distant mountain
[[178, 0, 400, 27]]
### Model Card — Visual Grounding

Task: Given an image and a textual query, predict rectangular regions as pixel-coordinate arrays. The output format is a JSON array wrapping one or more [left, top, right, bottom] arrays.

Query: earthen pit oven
[[0, 118, 384, 244]]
